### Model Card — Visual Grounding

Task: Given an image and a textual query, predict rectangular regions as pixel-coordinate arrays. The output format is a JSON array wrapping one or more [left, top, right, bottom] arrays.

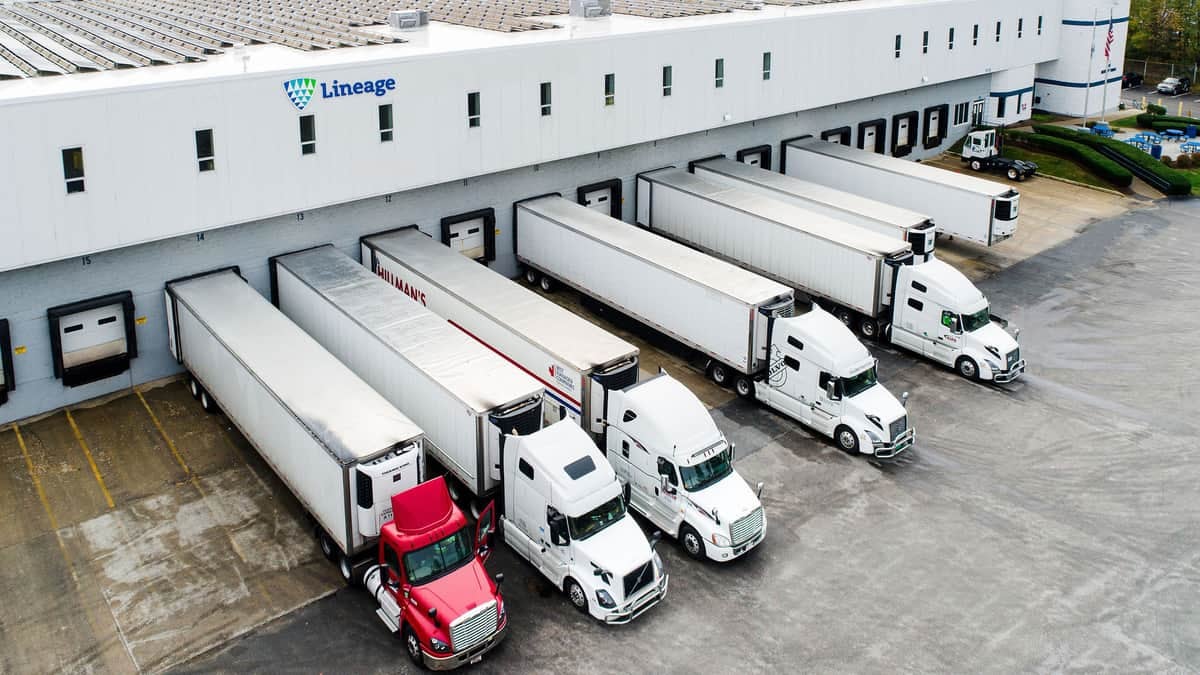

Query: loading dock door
[[896, 118, 911, 148], [736, 145, 772, 170], [0, 319, 13, 405], [581, 187, 613, 214], [47, 291, 137, 388], [861, 125, 880, 153], [447, 219, 486, 260], [926, 110, 940, 142], [577, 179, 623, 219], [440, 208, 497, 263]]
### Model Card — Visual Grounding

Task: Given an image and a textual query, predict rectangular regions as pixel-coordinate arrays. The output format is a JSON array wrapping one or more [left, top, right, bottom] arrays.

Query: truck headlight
[[652, 552, 664, 577], [711, 532, 731, 547], [430, 637, 451, 653], [497, 597, 506, 623], [984, 359, 1001, 372], [596, 589, 616, 609], [864, 429, 885, 448]]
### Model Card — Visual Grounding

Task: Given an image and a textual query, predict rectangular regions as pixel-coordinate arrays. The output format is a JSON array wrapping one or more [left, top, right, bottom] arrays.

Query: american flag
[[1104, 17, 1115, 61]]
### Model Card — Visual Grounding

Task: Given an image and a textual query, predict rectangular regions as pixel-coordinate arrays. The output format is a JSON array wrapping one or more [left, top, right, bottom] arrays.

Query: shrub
[[1085, 120, 1098, 128], [1148, 103, 1168, 116], [1175, 154, 1193, 169], [1162, 156, 1176, 168], [1004, 130, 1133, 187], [1032, 125, 1192, 195]]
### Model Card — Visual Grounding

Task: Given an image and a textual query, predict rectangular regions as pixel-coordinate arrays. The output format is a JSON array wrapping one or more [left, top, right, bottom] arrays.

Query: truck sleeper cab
[[363, 476, 506, 671], [606, 373, 766, 561], [501, 421, 667, 623]]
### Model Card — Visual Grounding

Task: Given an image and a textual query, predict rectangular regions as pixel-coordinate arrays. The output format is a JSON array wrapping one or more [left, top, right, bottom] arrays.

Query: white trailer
[[164, 269, 425, 582], [782, 136, 1020, 247], [692, 156, 936, 261], [360, 227, 639, 438], [271, 245, 544, 499]]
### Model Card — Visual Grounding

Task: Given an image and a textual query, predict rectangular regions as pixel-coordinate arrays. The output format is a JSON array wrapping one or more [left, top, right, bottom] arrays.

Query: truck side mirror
[[494, 572, 504, 587], [756, 482, 764, 499], [825, 381, 837, 400], [659, 474, 676, 495], [548, 512, 569, 546], [729, 442, 736, 462], [901, 392, 909, 408], [649, 531, 662, 549]]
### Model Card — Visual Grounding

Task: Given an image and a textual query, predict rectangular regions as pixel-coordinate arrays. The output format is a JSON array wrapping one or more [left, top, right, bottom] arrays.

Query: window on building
[[662, 65, 672, 96], [762, 52, 771, 80], [62, 147, 85, 193], [1038, 16, 1043, 35], [923, 30, 929, 54], [997, 95, 1007, 118], [467, 92, 480, 127], [996, 21, 1002, 43], [953, 101, 969, 126], [299, 115, 316, 155], [540, 82, 552, 116], [378, 104, 393, 142], [194, 129, 214, 171], [973, 24, 979, 46], [1018, 17, 1024, 38], [949, 27, 955, 50], [604, 73, 615, 106], [895, 34, 902, 58], [714, 58, 724, 88]]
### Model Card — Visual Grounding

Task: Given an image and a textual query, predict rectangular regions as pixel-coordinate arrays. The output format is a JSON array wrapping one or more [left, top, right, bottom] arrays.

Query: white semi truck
[[516, 195, 914, 460], [273, 245, 667, 623], [637, 168, 1025, 384], [692, 156, 936, 261], [163, 268, 426, 584], [360, 226, 771, 554], [782, 136, 1021, 247], [361, 227, 639, 437]]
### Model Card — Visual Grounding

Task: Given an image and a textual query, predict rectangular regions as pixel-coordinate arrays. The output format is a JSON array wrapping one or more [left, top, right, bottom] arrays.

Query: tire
[[709, 362, 730, 386], [189, 377, 201, 400], [859, 317, 878, 340], [970, 160, 982, 171], [565, 578, 589, 615], [1017, 173, 1028, 182], [403, 625, 426, 669], [318, 531, 336, 561], [200, 390, 218, 415], [1007, 168, 1019, 181], [835, 308, 854, 328], [338, 553, 356, 586], [834, 425, 860, 454], [680, 523, 706, 560], [956, 356, 979, 381], [734, 375, 754, 399], [538, 276, 554, 293], [524, 268, 538, 284]]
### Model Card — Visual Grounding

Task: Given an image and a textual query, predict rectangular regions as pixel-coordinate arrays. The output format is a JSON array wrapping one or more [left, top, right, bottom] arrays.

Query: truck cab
[[501, 420, 668, 624], [755, 308, 915, 459], [363, 476, 507, 670], [961, 130, 1038, 182], [604, 373, 766, 562], [890, 259, 1025, 383]]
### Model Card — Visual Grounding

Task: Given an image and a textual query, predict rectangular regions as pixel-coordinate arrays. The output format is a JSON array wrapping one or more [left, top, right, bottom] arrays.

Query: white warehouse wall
[[1034, 0, 1131, 116]]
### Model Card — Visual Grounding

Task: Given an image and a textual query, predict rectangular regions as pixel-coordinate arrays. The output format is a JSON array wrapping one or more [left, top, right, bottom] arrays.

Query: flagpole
[[1084, 9, 1098, 124], [1101, 10, 1113, 120]]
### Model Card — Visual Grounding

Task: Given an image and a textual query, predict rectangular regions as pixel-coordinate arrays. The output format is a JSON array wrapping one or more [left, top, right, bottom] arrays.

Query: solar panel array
[[0, 0, 859, 78]]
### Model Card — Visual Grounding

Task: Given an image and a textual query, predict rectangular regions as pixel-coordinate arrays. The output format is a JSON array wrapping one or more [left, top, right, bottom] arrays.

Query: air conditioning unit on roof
[[388, 9, 429, 30], [570, 0, 611, 18]]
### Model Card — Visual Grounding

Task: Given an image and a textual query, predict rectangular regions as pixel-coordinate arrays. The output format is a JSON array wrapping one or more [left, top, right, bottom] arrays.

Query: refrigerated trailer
[[692, 156, 936, 261], [782, 136, 1020, 247], [637, 168, 1024, 384], [271, 245, 544, 498], [163, 269, 426, 583], [360, 227, 639, 438]]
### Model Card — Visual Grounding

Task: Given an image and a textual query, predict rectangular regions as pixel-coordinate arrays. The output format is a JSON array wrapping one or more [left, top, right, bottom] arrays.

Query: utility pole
[[1101, 9, 1113, 120], [1084, 8, 1098, 124]]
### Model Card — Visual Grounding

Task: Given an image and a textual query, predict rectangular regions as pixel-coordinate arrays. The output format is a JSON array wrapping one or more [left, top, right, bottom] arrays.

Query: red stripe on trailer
[[447, 319, 583, 408]]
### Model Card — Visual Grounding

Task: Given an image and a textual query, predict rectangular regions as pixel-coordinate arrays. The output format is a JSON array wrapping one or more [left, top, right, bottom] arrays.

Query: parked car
[[1122, 72, 1143, 88], [1157, 76, 1191, 96]]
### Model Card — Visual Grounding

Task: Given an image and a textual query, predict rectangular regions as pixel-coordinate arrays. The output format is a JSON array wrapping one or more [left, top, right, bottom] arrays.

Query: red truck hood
[[411, 558, 497, 619]]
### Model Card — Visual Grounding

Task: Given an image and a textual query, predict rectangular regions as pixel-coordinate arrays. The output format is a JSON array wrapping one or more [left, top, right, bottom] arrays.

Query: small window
[[907, 298, 924, 311], [604, 73, 615, 106], [378, 104, 393, 142], [656, 457, 677, 486], [953, 101, 969, 126], [894, 34, 902, 58], [762, 52, 771, 81], [997, 95, 1007, 118], [62, 147, 85, 193], [467, 92, 480, 127], [714, 58, 724, 88], [97, 316, 117, 326], [995, 21, 1002, 43], [1018, 17, 1024, 38], [63, 324, 84, 334], [973, 24, 979, 46], [540, 82, 552, 116], [911, 280, 928, 293], [662, 65, 672, 96], [784, 356, 800, 371], [622, 409, 638, 423], [518, 458, 534, 480], [787, 336, 804, 350], [1037, 16, 1043, 35], [299, 115, 316, 155], [922, 30, 929, 54], [948, 27, 955, 50], [563, 456, 596, 480], [195, 129, 215, 171], [384, 545, 401, 578]]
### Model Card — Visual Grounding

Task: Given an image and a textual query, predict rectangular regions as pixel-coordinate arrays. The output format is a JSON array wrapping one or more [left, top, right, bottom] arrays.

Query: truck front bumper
[[603, 574, 669, 625], [871, 427, 915, 460], [992, 359, 1026, 384], [707, 525, 766, 562], [422, 621, 508, 671]]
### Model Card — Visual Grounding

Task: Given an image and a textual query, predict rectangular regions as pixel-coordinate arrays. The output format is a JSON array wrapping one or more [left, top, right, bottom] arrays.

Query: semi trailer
[[165, 269, 508, 669], [361, 227, 639, 438], [360, 226, 769, 554], [691, 156, 936, 261], [782, 136, 1020, 247], [275, 245, 667, 622], [516, 195, 913, 459], [636, 168, 1024, 384]]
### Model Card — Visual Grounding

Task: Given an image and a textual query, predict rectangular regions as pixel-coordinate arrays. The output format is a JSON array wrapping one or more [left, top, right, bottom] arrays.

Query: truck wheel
[[1006, 168, 1019, 181], [835, 308, 853, 328], [524, 268, 538, 284], [338, 554, 356, 586], [318, 531, 336, 561], [538, 276, 555, 293], [859, 317, 879, 340], [189, 377, 201, 400], [956, 357, 979, 381], [834, 425, 860, 454], [403, 625, 426, 669], [680, 524, 706, 560], [970, 160, 983, 171], [734, 375, 754, 399], [565, 578, 589, 615], [199, 390, 219, 415], [708, 362, 730, 386]]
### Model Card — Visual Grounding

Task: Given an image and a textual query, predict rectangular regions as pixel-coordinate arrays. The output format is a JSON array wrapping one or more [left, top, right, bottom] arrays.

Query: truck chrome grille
[[449, 600, 497, 653], [889, 416, 908, 442], [730, 507, 764, 546], [623, 561, 654, 599], [1006, 349, 1020, 371]]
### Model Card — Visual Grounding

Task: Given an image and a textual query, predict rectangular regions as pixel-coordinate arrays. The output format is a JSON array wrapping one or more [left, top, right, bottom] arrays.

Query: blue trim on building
[[1062, 16, 1129, 27], [1034, 75, 1123, 89], [990, 86, 1035, 98]]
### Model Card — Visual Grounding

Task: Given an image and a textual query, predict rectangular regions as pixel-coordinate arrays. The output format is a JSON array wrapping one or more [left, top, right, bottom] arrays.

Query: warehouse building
[[0, 0, 1129, 424]]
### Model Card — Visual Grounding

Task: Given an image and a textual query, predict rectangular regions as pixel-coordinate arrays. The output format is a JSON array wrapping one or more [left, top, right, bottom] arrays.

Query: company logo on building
[[283, 78, 318, 110]]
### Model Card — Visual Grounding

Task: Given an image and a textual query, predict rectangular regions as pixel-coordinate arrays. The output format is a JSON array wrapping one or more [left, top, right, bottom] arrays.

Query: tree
[[1128, 0, 1200, 63]]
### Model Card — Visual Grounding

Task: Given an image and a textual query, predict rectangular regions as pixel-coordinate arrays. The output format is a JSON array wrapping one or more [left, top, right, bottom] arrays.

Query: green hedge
[[1005, 130, 1133, 187], [1147, 104, 1168, 116], [1032, 125, 1192, 195], [1136, 113, 1200, 130]]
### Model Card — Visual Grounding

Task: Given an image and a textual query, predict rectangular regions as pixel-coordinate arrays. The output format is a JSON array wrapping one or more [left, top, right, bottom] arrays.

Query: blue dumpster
[[1188, 125, 1197, 138], [1151, 144, 1163, 159]]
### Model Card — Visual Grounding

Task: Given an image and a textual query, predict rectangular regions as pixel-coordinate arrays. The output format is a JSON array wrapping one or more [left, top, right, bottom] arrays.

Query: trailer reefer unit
[[782, 137, 1020, 247], [692, 157, 936, 260], [271, 245, 544, 498], [163, 269, 425, 582], [360, 227, 639, 437]]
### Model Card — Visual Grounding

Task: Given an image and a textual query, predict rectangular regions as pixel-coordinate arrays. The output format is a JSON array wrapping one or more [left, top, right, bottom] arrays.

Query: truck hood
[[410, 559, 496, 621], [845, 383, 906, 428], [684, 469, 761, 527], [966, 321, 1019, 359], [572, 516, 653, 587]]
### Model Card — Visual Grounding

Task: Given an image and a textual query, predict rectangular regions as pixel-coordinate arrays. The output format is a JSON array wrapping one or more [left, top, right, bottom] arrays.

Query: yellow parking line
[[136, 391, 191, 475], [13, 423, 61, 532], [64, 409, 115, 509]]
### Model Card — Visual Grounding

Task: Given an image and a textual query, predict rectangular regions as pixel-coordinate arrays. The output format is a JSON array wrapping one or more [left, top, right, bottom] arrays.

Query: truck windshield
[[843, 366, 878, 398], [680, 448, 733, 492], [961, 307, 991, 333], [402, 527, 474, 585], [568, 496, 626, 541]]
